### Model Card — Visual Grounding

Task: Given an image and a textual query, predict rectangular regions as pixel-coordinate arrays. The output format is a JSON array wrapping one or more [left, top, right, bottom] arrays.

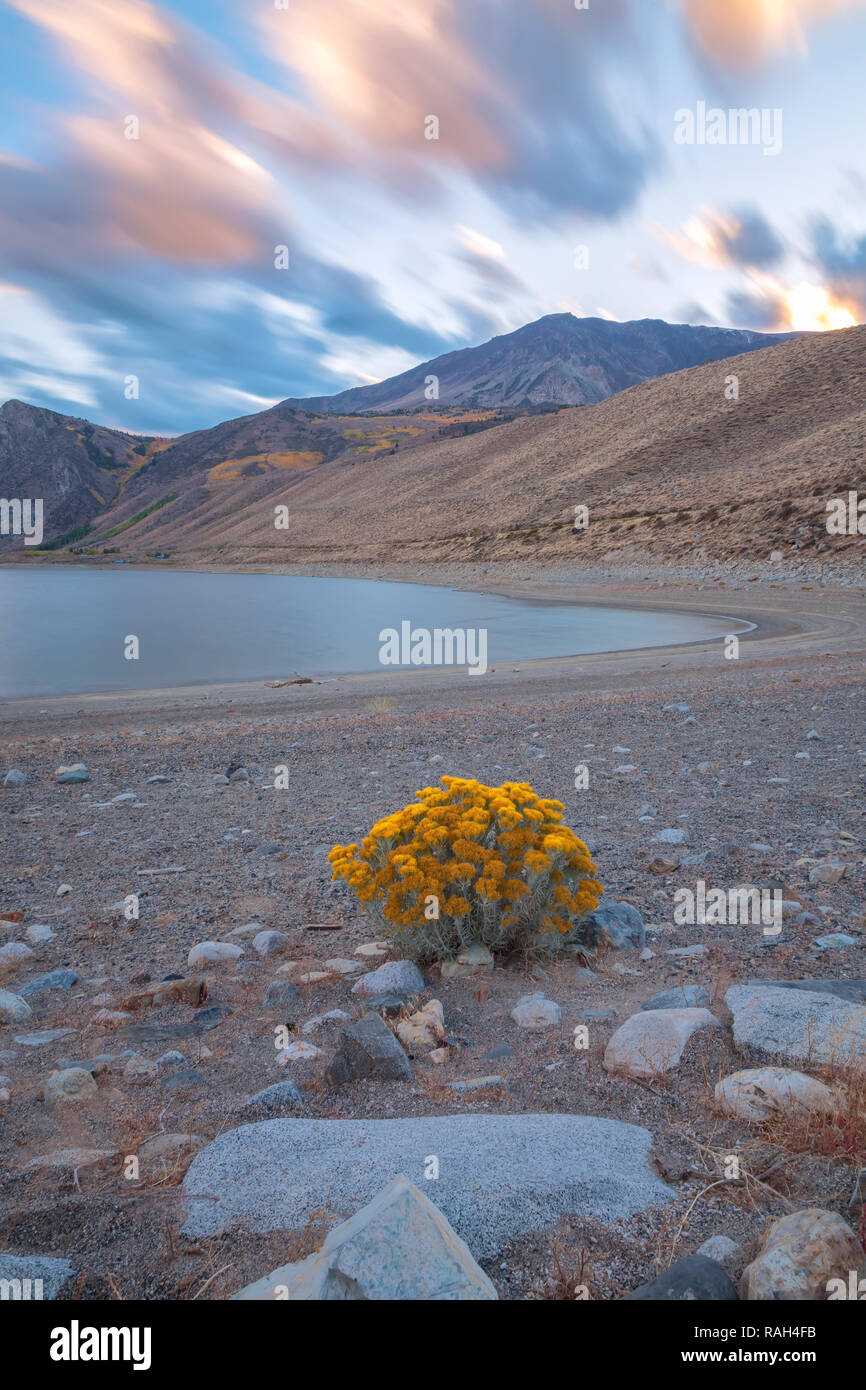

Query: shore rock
[[577, 901, 646, 951], [232, 1175, 497, 1301], [511, 993, 561, 1029], [187, 941, 243, 969], [623, 1254, 737, 1301], [326, 1014, 412, 1084], [740, 1209, 863, 1300], [44, 1067, 98, 1107], [351, 960, 424, 998], [726, 983, 866, 1068], [0, 1253, 76, 1299], [604, 1008, 719, 1081], [642, 985, 710, 1011], [182, 1113, 674, 1250], [715, 1067, 835, 1123], [0, 989, 32, 1023]]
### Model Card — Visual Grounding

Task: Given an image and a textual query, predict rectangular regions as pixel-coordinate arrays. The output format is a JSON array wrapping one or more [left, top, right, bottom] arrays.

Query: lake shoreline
[[1, 569, 863, 730]]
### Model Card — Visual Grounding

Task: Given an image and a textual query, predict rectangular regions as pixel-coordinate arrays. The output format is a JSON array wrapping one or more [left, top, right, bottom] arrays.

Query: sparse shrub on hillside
[[328, 776, 602, 964]]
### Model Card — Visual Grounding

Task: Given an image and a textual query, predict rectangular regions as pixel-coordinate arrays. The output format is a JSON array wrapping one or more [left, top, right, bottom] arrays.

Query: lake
[[0, 568, 747, 698]]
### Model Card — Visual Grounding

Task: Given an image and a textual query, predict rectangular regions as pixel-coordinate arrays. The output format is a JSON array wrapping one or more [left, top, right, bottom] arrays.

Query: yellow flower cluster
[[328, 776, 603, 961]]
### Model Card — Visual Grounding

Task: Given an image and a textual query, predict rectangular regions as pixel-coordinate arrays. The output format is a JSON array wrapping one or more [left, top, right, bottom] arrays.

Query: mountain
[[282, 314, 798, 413], [0, 399, 155, 547], [7, 319, 851, 572], [0, 313, 816, 556]]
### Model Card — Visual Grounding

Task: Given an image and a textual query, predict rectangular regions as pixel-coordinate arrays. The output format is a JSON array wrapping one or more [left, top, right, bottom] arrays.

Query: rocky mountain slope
[[14, 321, 854, 574], [283, 314, 797, 413]]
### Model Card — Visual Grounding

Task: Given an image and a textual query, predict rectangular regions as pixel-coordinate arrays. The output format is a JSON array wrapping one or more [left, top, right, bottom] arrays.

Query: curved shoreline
[[2, 568, 863, 730]]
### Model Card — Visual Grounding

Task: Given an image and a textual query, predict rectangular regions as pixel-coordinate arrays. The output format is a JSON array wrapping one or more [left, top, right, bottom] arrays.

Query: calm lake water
[[0, 568, 745, 698]]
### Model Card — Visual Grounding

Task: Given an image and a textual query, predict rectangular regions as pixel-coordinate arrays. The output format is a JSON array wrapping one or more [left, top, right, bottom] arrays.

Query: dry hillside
[[13, 325, 866, 571]]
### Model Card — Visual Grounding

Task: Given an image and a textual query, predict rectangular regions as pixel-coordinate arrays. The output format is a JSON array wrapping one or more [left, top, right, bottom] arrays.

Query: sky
[[1, 0, 866, 434]]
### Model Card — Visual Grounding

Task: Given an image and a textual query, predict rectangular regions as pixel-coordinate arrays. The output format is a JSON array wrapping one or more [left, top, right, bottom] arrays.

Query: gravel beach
[[1, 564, 864, 1300]]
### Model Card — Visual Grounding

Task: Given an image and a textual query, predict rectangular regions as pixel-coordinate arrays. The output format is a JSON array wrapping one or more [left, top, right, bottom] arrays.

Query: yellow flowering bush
[[328, 776, 603, 964]]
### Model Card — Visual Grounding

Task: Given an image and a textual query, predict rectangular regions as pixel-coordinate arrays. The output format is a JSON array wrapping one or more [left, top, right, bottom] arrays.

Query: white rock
[[276, 1041, 322, 1063], [25, 924, 55, 945], [323, 957, 365, 976], [510, 993, 561, 1029], [188, 941, 244, 968], [604, 1008, 719, 1081], [715, 1067, 835, 1123]]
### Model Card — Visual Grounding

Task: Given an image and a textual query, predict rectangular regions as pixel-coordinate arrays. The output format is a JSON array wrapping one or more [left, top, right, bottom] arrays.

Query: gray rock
[[0, 989, 31, 1023], [182, 1113, 675, 1251], [642, 985, 710, 1011], [55, 763, 90, 784], [715, 1067, 835, 1123], [241, 1080, 305, 1117], [446, 1075, 507, 1094], [160, 1067, 204, 1092], [19, 969, 79, 998], [747, 978, 866, 1004], [263, 979, 299, 1008], [156, 1050, 186, 1068], [24, 924, 55, 946], [696, 1236, 743, 1270], [0, 1253, 76, 1300], [326, 1014, 412, 1085], [623, 1254, 737, 1300], [576, 901, 646, 951], [232, 1175, 497, 1300], [726, 984, 866, 1069], [813, 934, 858, 950], [652, 828, 688, 845], [3, 770, 25, 788], [351, 960, 424, 998], [118, 1004, 230, 1045], [14, 1029, 74, 1046], [483, 1042, 514, 1060], [362, 991, 409, 1017], [146, 775, 172, 784]]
